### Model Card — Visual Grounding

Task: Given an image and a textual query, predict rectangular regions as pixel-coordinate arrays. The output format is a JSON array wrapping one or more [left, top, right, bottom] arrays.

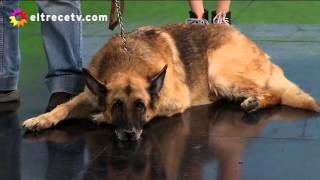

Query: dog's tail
[[269, 64, 319, 112], [280, 79, 319, 112]]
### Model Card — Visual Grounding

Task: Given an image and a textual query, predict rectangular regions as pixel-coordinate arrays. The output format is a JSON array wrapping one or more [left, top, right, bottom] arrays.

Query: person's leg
[[186, 0, 209, 25], [212, 0, 232, 25], [216, 0, 231, 13], [36, 1, 84, 111], [0, 0, 20, 102]]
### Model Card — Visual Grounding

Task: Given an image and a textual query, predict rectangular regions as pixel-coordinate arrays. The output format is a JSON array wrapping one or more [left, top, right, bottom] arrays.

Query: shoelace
[[212, 11, 230, 25], [186, 18, 209, 25]]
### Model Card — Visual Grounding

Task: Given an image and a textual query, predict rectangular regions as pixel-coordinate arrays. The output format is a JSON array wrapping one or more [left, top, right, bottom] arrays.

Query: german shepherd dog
[[23, 24, 320, 140]]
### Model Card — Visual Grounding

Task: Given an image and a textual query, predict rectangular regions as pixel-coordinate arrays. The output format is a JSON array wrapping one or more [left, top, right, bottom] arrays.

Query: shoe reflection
[[23, 101, 317, 180], [0, 102, 20, 180]]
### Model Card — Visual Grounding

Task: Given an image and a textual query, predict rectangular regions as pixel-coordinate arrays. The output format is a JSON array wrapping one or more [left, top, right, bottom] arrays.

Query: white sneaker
[[186, 18, 209, 25], [212, 11, 231, 25]]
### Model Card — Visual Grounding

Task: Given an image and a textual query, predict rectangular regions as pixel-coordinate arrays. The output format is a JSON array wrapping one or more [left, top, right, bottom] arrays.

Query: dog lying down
[[23, 24, 320, 141]]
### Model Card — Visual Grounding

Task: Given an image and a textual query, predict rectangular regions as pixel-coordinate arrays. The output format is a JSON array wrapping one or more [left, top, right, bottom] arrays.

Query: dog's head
[[83, 65, 167, 141]]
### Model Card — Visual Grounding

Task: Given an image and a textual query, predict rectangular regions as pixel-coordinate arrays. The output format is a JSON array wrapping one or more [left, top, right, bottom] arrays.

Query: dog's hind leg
[[267, 64, 320, 112], [240, 91, 280, 112], [23, 92, 98, 131], [209, 73, 281, 112]]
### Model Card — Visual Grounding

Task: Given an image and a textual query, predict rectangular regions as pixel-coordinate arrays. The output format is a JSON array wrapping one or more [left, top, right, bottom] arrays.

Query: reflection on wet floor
[[2, 100, 318, 180], [0, 102, 20, 180]]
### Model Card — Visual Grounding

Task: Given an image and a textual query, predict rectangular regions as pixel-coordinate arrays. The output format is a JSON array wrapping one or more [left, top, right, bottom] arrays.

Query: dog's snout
[[124, 130, 136, 139], [115, 129, 143, 141]]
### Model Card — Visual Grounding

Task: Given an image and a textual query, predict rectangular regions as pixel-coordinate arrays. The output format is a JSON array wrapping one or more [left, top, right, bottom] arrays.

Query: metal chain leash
[[115, 0, 128, 52]]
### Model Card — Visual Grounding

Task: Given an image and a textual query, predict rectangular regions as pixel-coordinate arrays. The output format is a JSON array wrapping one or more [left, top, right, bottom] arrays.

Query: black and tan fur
[[23, 24, 320, 140]]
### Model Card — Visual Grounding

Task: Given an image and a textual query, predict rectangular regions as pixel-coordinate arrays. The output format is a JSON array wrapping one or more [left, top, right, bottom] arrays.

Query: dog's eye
[[134, 100, 145, 112], [112, 100, 123, 110]]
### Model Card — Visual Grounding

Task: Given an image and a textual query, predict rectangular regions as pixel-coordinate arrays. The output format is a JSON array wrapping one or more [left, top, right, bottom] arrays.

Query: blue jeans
[[0, 0, 84, 94]]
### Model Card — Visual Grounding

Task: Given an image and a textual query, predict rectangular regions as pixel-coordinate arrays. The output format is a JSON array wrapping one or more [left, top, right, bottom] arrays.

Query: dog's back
[[139, 24, 233, 105], [160, 24, 319, 111]]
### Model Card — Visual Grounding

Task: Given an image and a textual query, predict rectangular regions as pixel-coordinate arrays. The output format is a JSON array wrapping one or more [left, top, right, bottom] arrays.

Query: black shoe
[[186, 9, 209, 25], [0, 90, 20, 103], [0, 101, 20, 113], [211, 10, 232, 25], [189, 9, 209, 20], [45, 92, 75, 112]]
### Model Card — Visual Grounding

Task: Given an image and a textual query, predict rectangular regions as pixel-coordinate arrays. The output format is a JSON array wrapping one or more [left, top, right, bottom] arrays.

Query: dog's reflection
[[25, 114, 189, 180], [24, 101, 317, 180], [184, 101, 317, 180], [83, 114, 189, 180]]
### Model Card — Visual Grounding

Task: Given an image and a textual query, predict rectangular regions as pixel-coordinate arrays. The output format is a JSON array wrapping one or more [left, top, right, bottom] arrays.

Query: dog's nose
[[115, 129, 143, 141], [123, 130, 136, 139]]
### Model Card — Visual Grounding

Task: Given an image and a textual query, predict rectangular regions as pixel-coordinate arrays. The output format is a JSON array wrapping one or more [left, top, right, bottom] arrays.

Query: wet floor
[[1, 24, 320, 180]]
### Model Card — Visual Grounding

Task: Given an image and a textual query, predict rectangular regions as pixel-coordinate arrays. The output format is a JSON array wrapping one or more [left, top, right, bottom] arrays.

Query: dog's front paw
[[241, 97, 260, 112], [90, 113, 107, 125], [22, 115, 57, 131]]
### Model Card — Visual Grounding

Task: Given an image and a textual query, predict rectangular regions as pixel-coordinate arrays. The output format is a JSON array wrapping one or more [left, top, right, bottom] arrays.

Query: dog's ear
[[149, 65, 167, 95], [83, 68, 107, 96]]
